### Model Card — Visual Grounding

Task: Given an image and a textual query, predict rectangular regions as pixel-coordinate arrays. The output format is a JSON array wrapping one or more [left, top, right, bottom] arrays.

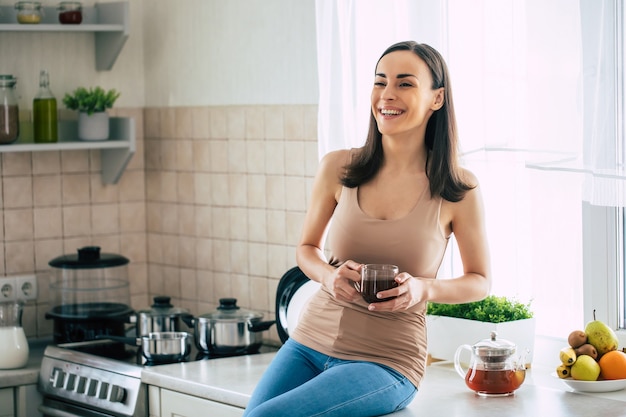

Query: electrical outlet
[[0, 277, 16, 301], [15, 275, 37, 301]]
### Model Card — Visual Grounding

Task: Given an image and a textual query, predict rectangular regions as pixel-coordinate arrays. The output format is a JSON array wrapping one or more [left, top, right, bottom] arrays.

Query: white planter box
[[426, 315, 535, 366]]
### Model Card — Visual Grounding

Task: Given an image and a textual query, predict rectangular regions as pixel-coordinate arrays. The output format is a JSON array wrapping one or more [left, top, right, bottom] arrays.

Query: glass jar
[[14, 1, 42, 24], [0, 75, 20, 145], [58, 1, 82, 24]]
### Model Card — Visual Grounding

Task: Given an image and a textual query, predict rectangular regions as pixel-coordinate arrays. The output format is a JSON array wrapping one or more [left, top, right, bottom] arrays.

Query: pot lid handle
[[217, 298, 240, 311], [152, 296, 173, 308], [78, 246, 101, 261]]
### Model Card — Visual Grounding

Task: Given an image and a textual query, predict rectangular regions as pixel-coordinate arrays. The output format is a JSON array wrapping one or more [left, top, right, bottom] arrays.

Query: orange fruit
[[598, 350, 626, 380]]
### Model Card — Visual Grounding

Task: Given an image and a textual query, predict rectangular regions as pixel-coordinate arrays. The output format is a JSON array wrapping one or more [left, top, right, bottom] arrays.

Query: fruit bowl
[[554, 374, 626, 392]]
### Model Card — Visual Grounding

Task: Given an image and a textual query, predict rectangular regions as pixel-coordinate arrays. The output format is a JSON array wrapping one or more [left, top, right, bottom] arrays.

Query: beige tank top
[[291, 182, 448, 388]]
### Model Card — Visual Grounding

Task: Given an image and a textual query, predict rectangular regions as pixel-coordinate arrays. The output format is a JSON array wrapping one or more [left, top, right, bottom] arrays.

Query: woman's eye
[[400, 82, 413, 87], [374, 82, 386, 87]]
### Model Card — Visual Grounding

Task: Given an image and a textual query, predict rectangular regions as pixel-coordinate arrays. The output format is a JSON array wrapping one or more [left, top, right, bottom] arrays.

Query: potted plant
[[63, 86, 120, 141], [426, 295, 535, 366]]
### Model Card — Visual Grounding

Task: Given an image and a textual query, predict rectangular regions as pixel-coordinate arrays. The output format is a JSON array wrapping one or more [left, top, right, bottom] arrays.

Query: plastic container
[[0, 75, 20, 145], [58, 1, 82, 24], [14, 1, 42, 24]]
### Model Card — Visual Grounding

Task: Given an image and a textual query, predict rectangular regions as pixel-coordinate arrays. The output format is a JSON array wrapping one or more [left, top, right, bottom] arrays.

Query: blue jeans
[[243, 339, 417, 417]]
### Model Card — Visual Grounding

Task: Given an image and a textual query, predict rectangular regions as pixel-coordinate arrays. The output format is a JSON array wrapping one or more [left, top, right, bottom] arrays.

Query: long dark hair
[[341, 41, 473, 202]]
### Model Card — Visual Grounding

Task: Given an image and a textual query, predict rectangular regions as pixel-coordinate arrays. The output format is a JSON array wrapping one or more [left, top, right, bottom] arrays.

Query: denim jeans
[[243, 339, 417, 417]]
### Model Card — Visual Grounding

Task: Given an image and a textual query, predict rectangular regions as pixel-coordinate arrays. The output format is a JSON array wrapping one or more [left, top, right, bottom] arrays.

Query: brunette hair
[[341, 41, 474, 202]]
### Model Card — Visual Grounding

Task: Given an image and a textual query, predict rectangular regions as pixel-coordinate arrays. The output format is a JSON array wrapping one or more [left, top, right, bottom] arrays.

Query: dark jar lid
[[48, 246, 129, 269]]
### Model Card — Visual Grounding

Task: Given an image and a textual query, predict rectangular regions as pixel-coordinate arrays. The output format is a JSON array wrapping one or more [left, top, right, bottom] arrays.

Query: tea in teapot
[[454, 331, 525, 396]]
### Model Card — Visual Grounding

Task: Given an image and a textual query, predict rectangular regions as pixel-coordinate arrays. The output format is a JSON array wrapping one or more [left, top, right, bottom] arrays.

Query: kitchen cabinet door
[[0, 387, 14, 417], [160, 389, 243, 417]]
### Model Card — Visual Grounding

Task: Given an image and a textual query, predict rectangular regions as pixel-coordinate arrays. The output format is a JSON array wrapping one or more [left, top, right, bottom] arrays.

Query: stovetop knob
[[109, 385, 126, 403]]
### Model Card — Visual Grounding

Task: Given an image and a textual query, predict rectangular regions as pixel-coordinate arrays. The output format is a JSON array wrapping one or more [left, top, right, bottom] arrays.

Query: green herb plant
[[427, 295, 533, 323], [62, 87, 121, 116]]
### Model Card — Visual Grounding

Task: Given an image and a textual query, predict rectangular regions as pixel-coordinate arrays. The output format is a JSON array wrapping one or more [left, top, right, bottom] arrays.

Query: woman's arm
[[296, 149, 362, 301]]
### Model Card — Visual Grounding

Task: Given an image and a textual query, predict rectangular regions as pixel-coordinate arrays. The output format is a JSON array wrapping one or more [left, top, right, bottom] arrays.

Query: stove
[[38, 339, 270, 417]]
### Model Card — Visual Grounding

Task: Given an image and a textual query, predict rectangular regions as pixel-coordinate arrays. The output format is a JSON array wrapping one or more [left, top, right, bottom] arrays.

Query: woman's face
[[371, 50, 443, 138]]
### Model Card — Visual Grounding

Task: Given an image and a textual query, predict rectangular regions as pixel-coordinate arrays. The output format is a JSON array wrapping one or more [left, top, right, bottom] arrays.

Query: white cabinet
[[154, 388, 244, 417], [0, 2, 129, 71], [0, 385, 42, 417], [0, 387, 14, 417]]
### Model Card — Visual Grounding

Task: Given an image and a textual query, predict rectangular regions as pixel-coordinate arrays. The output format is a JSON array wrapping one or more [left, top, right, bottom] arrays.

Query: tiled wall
[[144, 105, 318, 343], [8, 104, 318, 345]]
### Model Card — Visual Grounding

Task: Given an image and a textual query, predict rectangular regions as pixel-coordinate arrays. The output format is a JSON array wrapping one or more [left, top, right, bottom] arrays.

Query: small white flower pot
[[78, 112, 109, 141]]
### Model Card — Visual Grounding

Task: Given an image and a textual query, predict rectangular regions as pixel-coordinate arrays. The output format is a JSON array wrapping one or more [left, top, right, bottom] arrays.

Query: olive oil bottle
[[33, 70, 58, 143]]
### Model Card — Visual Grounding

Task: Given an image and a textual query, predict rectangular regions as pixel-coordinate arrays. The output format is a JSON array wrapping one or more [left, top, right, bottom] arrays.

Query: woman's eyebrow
[[375, 73, 417, 79]]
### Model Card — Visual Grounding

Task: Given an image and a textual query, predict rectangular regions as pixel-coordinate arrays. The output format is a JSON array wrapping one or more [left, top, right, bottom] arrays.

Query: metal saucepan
[[95, 332, 193, 362], [183, 298, 275, 355], [131, 296, 193, 336]]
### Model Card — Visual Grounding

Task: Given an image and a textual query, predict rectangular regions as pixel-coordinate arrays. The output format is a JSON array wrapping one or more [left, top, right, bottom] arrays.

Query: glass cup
[[360, 264, 399, 303]]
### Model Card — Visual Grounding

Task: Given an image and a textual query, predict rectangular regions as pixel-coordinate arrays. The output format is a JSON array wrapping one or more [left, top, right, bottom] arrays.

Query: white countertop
[[142, 352, 626, 417]]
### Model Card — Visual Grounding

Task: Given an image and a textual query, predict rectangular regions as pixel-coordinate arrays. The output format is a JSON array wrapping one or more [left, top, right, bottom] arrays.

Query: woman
[[244, 41, 491, 417]]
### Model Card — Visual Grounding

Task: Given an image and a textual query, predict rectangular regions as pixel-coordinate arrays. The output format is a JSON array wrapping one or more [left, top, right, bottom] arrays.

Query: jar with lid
[[14, 1, 42, 24], [58, 1, 82, 24], [0, 75, 20, 145]]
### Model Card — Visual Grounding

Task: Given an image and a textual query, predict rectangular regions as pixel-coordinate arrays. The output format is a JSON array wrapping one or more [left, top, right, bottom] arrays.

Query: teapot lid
[[473, 331, 516, 361]]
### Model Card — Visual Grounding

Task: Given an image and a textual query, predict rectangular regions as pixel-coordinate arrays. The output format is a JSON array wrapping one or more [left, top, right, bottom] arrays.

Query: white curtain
[[314, 0, 604, 336]]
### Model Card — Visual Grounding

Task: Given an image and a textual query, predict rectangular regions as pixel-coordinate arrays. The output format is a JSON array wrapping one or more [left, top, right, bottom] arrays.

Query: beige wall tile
[[190, 107, 210, 140], [34, 207, 62, 239], [177, 140, 194, 172], [196, 237, 213, 271], [266, 209, 287, 244], [246, 140, 266, 174], [160, 203, 179, 234], [119, 170, 145, 202], [62, 174, 90, 205], [285, 141, 305, 176], [265, 141, 285, 175], [247, 175, 267, 208], [211, 239, 230, 272], [4, 208, 33, 241], [284, 105, 304, 140], [209, 108, 227, 139], [61, 150, 89, 173], [5, 241, 35, 273], [192, 140, 211, 172], [211, 207, 230, 239], [161, 235, 180, 266], [34, 239, 62, 273], [248, 208, 267, 243], [226, 107, 246, 140], [121, 233, 147, 263], [160, 140, 178, 171], [144, 108, 161, 139], [33, 175, 61, 207], [266, 176, 285, 210], [193, 172, 211, 205], [248, 242, 268, 278], [180, 268, 197, 301], [229, 207, 248, 240], [2, 153, 31, 176], [32, 152, 61, 175], [245, 106, 265, 140], [175, 107, 193, 140], [195, 205, 212, 237], [229, 174, 247, 207], [160, 171, 178, 202], [178, 236, 196, 269], [3, 176, 32, 208], [177, 172, 195, 204], [160, 108, 176, 140], [249, 275, 269, 312], [265, 106, 284, 140], [285, 176, 306, 211], [147, 233, 163, 265], [178, 204, 195, 235], [228, 139, 247, 173], [92, 204, 120, 235], [210, 173, 230, 206], [213, 271, 234, 303], [62, 205, 91, 237], [209, 140, 228, 173]]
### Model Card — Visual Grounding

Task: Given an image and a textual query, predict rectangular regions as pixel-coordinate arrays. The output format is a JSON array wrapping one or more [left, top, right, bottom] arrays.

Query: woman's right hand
[[322, 260, 363, 302]]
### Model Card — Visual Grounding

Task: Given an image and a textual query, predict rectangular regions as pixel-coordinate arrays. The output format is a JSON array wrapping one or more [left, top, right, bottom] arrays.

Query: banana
[[559, 346, 577, 365], [556, 364, 571, 379]]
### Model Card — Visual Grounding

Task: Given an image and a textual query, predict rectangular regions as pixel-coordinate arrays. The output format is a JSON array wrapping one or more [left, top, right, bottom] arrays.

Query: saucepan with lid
[[183, 298, 275, 355]]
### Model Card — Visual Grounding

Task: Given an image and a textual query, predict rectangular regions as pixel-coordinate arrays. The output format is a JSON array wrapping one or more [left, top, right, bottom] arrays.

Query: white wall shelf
[[0, 2, 129, 70], [1, 117, 135, 185]]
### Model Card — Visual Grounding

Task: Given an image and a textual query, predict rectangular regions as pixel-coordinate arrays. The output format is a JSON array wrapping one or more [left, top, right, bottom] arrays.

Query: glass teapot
[[454, 331, 526, 396], [0, 300, 29, 369]]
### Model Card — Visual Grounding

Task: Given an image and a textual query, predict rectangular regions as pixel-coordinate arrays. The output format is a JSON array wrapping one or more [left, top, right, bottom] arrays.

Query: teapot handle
[[454, 344, 472, 379]]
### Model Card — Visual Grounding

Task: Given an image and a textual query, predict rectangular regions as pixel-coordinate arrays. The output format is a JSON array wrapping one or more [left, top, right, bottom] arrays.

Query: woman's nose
[[380, 85, 396, 100]]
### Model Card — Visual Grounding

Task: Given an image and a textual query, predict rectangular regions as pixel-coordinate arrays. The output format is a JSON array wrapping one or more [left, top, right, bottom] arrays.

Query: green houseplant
[[63, 87, 120, 141], [426, 295, 535, 366]]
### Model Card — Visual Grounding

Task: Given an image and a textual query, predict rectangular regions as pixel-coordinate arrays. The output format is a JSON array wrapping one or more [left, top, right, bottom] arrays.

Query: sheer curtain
[[315, 0, 596, 336]]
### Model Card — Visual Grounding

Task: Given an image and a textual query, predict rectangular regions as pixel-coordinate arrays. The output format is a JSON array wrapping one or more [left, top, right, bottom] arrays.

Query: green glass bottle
[[33, 70, 58, 143]]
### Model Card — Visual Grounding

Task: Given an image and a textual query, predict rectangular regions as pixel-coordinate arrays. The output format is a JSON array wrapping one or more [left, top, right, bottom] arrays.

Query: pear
[[585, 311, 619, 357], [570, 354, 600, 381]]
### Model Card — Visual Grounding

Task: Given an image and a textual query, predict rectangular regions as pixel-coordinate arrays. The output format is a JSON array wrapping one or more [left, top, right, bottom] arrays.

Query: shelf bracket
[[101, 118, 136, 184], [95, 2, 130, 70]]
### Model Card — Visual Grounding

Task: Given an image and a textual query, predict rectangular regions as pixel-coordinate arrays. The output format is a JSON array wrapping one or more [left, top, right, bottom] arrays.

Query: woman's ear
[[431, 88, 445, 111]]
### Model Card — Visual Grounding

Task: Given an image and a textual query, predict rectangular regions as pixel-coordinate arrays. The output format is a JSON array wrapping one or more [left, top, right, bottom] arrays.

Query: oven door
[[40, 397, 123, 417]]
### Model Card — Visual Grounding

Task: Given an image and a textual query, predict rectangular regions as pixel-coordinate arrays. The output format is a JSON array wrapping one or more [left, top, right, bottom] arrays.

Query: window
[[316, 0, 626, 339]]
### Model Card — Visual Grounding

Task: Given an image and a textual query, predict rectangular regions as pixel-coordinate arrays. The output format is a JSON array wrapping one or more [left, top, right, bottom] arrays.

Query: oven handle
[[39, 404, 83, 417], [39, 403, 113, 417]]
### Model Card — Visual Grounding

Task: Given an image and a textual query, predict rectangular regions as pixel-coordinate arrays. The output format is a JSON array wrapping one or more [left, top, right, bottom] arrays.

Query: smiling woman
[[315, 0, 597, 341]]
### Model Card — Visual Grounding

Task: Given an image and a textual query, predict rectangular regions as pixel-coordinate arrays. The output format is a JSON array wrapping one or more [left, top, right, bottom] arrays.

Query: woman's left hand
[[367, 273, 429, 311]]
